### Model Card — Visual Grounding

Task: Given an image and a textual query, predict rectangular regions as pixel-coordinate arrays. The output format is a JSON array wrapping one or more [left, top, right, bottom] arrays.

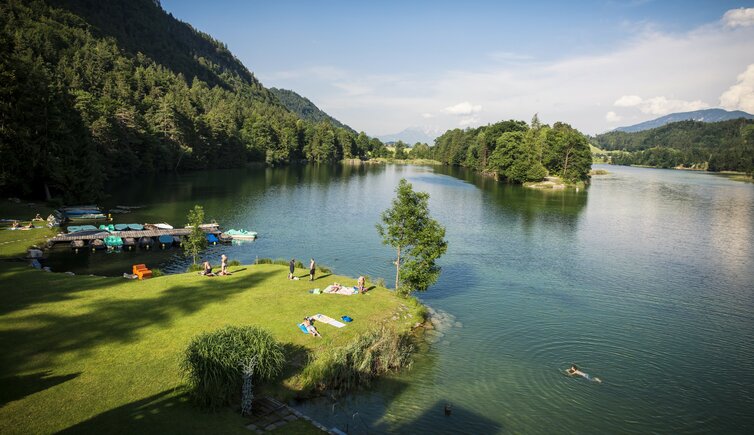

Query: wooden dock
[[48, 228, 221, 244]]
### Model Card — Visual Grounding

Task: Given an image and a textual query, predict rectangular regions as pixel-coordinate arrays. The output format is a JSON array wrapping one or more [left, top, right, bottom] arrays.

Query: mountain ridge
[[613, 108, 754, 133], [269, 88, 355, 133]]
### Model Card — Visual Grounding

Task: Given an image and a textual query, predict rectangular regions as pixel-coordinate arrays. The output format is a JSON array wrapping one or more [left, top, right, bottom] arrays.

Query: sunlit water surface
[[46, 164, 754, 434]]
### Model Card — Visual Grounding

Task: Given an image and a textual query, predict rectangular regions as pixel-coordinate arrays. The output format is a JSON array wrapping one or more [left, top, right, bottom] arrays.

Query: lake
[[46, 163, 754, 434]]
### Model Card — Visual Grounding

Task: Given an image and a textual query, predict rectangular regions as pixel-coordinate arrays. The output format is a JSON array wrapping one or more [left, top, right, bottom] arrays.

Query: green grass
[[0, 259, 422, 434]]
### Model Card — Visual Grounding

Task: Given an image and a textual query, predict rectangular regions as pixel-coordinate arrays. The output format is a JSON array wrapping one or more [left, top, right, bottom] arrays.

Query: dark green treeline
[[432, 116, 592, 183], [596, 119, 754, 173], [0, 0, 386, 201]]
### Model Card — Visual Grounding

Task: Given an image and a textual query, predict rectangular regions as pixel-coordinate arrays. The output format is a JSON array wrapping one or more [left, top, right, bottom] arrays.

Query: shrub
[[181, 326, 285, 409], [186, 263, 202, 273], [300, 326, 415, 393], [316, 265, 332, 274], [228, 259, 241, 267], [151, 268, 164, 277]]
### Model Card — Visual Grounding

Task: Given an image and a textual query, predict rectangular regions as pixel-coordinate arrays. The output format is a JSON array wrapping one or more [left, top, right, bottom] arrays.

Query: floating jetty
[[47, 227, 222, 247]]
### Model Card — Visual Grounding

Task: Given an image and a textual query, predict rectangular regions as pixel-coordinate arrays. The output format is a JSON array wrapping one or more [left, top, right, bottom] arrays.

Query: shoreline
[[0, 206, 428, 433]]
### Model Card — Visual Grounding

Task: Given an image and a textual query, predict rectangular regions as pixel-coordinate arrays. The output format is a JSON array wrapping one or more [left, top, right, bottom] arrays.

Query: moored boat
[[71, 240, 85, 253], [223, 229, 258, 240], [90, 239, 106, 251], [104, 235, 123, 248], [123, 237, 136, 250], [138, 237, 154, 250], [158, 235, 174, 248]]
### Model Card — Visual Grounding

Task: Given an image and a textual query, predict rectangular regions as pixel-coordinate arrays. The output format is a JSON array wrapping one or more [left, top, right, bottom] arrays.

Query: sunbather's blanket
[[323, 285, 358, 295], [297, 323, 309, 334], [312, 314, 346, 328]]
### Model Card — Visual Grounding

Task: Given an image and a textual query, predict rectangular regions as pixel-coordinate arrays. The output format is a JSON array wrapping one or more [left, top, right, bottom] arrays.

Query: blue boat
[[158, 235, 174, 248], [207, 234, 219, 244], [114, 224, 129, 231], [127, 223, 144, 231]]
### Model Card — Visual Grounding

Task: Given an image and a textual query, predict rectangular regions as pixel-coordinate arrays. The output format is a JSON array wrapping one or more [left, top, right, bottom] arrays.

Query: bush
[[186, 263, 202, 273], [300, 326, 414, 393], [181, 325, 285, 409], [151, 268, 164, 277], [228, 259, 241, 267]]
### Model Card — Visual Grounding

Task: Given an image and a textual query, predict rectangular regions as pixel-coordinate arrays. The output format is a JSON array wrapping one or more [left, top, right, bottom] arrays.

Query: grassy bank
[[524, 176, 586, 190], [0, 226, 423, 433], [365, 157, 441, 165]]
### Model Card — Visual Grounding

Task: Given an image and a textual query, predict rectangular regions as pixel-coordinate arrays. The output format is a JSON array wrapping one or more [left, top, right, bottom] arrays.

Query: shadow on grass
[[0, 267, 279, 377], [0, 371, 80, 407], [313, 273, 332, 281]]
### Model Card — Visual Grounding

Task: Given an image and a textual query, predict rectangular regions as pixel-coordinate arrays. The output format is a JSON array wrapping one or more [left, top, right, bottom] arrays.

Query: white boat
[[223, 229, 257, 240]]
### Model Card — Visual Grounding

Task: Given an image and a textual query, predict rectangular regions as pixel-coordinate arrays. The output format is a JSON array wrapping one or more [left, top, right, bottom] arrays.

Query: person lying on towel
[[303, 317, 321, 337]]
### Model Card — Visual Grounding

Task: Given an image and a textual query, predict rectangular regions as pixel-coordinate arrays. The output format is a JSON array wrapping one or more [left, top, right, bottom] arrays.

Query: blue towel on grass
[[298, 323, 309, 334], [341, 316, 353, 322]]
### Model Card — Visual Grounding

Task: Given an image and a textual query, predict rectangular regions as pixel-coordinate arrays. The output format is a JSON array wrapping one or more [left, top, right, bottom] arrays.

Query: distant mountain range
[[614, 108, 754, 133], [269, 88, 355, 133], [378, 127, 442, 145]]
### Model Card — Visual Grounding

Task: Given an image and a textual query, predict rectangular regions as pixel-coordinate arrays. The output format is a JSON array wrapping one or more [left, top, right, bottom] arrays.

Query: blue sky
[[161, 0, 754, 136]]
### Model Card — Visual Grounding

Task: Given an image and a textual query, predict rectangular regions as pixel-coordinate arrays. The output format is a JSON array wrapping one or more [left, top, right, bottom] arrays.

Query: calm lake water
[[47, 164, 754, 434]]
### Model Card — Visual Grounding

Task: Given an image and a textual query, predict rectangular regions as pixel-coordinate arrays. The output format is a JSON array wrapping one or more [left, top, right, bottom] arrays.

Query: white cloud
[[614, 94, 708, 115], [444, 101, 482, 116], [614, 95, 643, 107], [260, 8, 754, 135], [638, 96, 709, 115], [720, 64, 754, 113], [723, 8, 754, 28], [421, 113, 434, 119], [605, 111, 622, 122]]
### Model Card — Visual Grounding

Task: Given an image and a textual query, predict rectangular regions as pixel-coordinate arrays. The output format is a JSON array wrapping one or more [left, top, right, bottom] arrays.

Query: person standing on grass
[[309, 258, 316, 281], [289, 258, 295, 280]]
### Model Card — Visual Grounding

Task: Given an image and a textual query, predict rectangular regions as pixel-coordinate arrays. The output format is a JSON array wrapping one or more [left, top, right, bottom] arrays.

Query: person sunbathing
[[201, 261, 215, 276], [566, 364, 601, 383], [303, 317, 321, 337]]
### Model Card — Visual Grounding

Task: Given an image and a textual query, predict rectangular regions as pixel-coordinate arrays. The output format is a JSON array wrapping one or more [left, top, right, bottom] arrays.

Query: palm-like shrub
[[181, 326, 285, 409]]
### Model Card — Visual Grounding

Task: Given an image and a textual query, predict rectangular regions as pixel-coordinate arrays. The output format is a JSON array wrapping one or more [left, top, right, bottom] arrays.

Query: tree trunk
[[44, 183, 52, 201], [562, 146, 572, 179], [395, 245, 401, 291]]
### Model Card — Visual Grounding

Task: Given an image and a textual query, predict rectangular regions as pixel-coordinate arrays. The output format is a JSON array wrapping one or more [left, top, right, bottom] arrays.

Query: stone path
[[245, 397, 333, 434]]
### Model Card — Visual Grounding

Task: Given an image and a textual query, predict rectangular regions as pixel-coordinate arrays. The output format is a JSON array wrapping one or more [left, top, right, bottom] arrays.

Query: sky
[[161, 0, 754, 137]]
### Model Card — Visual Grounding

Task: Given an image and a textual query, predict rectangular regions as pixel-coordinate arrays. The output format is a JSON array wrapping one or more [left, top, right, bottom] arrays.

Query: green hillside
[[595, 119, 754, 172], [270, 88, 355, 133], [0, 0, 381, 202]]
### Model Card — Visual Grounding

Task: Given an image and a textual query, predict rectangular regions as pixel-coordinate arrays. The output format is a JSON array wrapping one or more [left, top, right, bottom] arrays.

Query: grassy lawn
[[0, 226, 421, 434]]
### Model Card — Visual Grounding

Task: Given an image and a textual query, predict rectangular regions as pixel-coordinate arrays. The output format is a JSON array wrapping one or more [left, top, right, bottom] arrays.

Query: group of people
[[288, 258, 317, 281], [200, 254, 231, 277]]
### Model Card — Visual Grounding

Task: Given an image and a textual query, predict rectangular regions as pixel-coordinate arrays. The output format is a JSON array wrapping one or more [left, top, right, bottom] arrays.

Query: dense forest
[[432, 116, 593, 183], [595, 118, 754, 173], [0, 0, 385, 201], [269, 88, 354, 133]]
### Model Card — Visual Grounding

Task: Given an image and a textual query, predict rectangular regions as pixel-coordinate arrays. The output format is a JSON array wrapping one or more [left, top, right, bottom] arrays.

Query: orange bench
[[132, 264, 153, 280]]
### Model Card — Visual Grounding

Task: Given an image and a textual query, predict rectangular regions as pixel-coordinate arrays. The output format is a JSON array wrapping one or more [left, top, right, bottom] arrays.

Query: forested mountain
[[433, 117, 592, 183], [0, 0, 382, 201], [269, 88, 354, 133], [596, 118, 754, 173], [614, 108, 754, 133]]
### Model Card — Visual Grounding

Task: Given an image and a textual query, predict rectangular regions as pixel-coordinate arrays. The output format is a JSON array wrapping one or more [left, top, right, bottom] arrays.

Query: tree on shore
[[377, 179, 447, 296], [185, 205, 207, 265]]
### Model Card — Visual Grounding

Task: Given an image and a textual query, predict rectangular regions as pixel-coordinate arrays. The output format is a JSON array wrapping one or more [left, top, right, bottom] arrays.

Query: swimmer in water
[[567, 364, 602, 383]]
